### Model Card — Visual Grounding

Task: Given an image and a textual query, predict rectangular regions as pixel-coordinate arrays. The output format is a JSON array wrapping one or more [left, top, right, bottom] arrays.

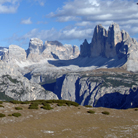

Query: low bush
[[41, 103, 53, 110], [135, 108, 138, 111], [41, 106, 53, 110], [87, 110, 95, 114], [12, 113, 21, 117], [57, 103, 66, 106], [8, 114, 12, 116], [70, 102, 79, 107], [0, 101, 3, 104], [15, 107, 23, 110], [28, 103, 38, 109], [10, 100, 22, 104], [85, 105, 92, 108], [42, 102, 50, 106], [0, 105, 4, 108], [0, 113, 5, 117], [102, 111, 110, 115]]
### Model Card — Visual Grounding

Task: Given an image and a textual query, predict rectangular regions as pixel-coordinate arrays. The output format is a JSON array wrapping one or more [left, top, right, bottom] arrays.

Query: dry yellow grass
[[0, 102, 138, 138]]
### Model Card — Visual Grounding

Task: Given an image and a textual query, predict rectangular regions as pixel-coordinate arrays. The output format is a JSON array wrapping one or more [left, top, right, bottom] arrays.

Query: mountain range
[[0, 22, 138, 109]]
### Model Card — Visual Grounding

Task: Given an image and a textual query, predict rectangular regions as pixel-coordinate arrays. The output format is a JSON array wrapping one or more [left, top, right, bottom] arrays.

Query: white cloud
[[0, 0, 20, 13], [8, 0, 138, 47], [48, 0, 138, 36], [28, 0, 46, 6], [20, 18, 32, 24], [11, 26, 93, 45]]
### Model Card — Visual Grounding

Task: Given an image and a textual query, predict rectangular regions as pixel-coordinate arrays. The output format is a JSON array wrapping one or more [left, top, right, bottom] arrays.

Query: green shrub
[[41, 103, 53, 110], [28, 104, 38, 109], [12, 113, 21, 117], [0, 105, 4, 108], [87, 110, 95, 114], [0, 113, 5, 117], [8, 114, 12, 116], [0, 101, 3, 104], [85, 105, 92, 107], [135, 108, 138, 111], [15, 107, 23, 110], [42, 102, 50, 106], [102, 111, 110, 115], [57, 103, 66, 106], [70, 102, 79, 107], [41, 106, 53, 110], [10, 100, 21, 104]]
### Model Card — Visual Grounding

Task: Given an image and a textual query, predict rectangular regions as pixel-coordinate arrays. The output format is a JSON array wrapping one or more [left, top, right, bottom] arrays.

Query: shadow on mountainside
[[48, 56, 127, 68], [94, 88, 138, 109]]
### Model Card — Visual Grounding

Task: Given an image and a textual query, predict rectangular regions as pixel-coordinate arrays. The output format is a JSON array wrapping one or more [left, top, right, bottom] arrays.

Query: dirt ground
[[0, 102, 138, 138]]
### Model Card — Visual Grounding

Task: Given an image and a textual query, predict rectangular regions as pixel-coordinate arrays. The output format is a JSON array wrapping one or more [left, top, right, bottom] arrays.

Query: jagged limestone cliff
[[53, 71, 138, 109]]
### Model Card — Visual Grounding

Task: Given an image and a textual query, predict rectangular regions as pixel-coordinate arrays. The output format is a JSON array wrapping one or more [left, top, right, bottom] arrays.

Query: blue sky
[[0, 0, 138, 50]]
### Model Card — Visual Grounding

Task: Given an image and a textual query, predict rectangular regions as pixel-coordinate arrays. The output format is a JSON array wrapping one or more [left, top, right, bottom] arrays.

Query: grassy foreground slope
[[0, 100, 138, 138]]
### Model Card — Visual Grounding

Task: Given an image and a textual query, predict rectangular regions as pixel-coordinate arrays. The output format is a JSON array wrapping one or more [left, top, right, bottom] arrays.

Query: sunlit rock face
[[2, 45, 26, 62], [26, 39, 80, 61]]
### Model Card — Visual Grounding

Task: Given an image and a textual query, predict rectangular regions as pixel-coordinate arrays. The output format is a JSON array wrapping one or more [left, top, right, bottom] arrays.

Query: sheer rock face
[[90, 24, 108, 57], [27, 38, 44, 62], [2, 45, 26, 62], [105, 23, 122, 58], [80, 23, 135, 58], [54, 73, 138, 109], [80, 39, 91, 57]]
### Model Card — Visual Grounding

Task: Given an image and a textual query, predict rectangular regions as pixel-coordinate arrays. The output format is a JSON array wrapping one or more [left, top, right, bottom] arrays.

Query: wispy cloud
[[35, 0, 45, 6], [8, 0, 138, 48], [48, 0, 138, 36], [20, 18, 32, 24], [0, 0, 20, 13], [28, 0, 46, 6], [37, 21, 47, 24]]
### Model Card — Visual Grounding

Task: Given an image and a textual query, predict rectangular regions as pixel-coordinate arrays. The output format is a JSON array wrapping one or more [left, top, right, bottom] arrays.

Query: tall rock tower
[[90, 24, 108, 57], [105, 23, 122, 58]]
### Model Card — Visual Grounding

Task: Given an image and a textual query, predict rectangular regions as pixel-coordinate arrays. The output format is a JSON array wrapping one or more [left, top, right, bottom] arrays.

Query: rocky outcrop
[[0, 61, 58, 101], [2, 45, 26, 62], [26, 39, 80, 61], [80, 39, 90, 57], [27, 38, 43, 62], [0, 74, 58, 101], [54, 72, 138, 109]]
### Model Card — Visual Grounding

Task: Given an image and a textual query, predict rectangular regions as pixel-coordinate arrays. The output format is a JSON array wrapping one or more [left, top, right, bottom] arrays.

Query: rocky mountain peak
[[80, 22, 136, 59], [90, 24, 108, 57], [105, 23, 122, 58], [80, 39, 90, 57], [45, 41, 63, 47], [28, 38, 43, 54]]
